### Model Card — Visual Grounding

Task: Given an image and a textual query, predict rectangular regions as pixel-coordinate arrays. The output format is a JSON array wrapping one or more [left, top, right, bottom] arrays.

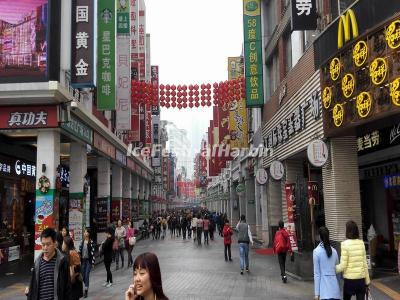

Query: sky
[[146, 0, 244, 174]]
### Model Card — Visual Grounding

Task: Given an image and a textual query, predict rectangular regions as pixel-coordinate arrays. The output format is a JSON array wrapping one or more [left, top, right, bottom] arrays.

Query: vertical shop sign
[[116, 0, 131, 131], [95, 197, 109, 232], [151, 66, 160, 115], [243, 0, 264, 107], [97, 0, 116, 110], [285, 183, 298, 251], [69, 195, 84, 249], [71, 0, 94, 87], [130, 0, 139, 77], [307, 181, 319, 205], [139, 104, 146, 147], [145, 104, 152, 146], [228, 57, 249, 149], [138, 0, 146, 80], [291, 0, 317, 31], [145, 34, 151, 81]]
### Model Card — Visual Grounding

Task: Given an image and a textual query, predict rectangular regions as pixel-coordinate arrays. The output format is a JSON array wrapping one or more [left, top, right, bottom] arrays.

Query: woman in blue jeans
[[236, 215, 254, 275], [79, 228, 96, 298]]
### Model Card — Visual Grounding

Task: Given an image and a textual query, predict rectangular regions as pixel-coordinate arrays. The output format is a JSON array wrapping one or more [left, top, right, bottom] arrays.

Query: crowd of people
[[24, 207, 376, 300]]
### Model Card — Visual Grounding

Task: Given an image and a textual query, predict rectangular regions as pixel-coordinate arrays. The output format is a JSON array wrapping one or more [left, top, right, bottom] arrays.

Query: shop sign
[[95, 197, 109, 232], [0, 106, 58, 129], [307, 139, 329, 167], [270, 160, 284, 180], [285, 184, 296, 223], [243, 0, 264, 107], [97, 0, 116, 110], [0, 156, 36, 178], [151, 66, 160, 115], [357, 122, 400, 155], [61, 115, 93, 144], [384, 174, 400, 189], [321, 15, 400, 136], [307, 181, 319, 205], [255, 168, 268, 185], [290, 0, 317, 31], [116, 149, 127, 166], [138, 0, 146, 79], [117, 0, 130, 34], [7, 245, 20, 262], [71, 0, 94, 87], [58, 166, 70, 188], [285, 222, 299, 252], [93, 132, 116, 159], [265, 90, 321, 150]]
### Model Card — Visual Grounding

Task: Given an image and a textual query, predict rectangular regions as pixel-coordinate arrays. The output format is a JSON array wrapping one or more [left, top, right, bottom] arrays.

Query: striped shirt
[[38, 255, 56, 300]]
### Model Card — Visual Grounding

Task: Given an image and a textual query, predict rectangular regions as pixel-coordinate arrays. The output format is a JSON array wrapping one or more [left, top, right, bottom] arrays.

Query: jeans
[[81, 258, 92, 288], [104, 261, 112, 283], [182, 227, 187, 239], [115, 248, 124, 267], [127, 245, 133, 267], [278, 252, 287, 277], [239, 243, 249, 270], [204, 230, 209, 244], [197, 228, 202, 245], [224, 244, 231, 260]]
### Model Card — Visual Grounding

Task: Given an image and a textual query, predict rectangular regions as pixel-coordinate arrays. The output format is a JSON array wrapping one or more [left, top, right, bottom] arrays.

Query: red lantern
[[213, 100, 218, 105], [201, 83, 205, 89], [160, 101, 165, 107], [189, 102, 194, 108], [201, 95, 205, 101], [171, 90, 176, 97], [182, 102, 187, 108], [201, 90, 205, 96], [206, 95, 211, 101], [206, 83, 211, 89], [171, 96, 176, 102], [194, 90, 199, 97], [213, 82, 218, 89], [171, 85, 176, 91], [201, 101, 206, 106], [177, 85, 181, 91], [171, 102, 177, 108], [166, 84, 170, 90], [194, 84, 199, 90], [206, 101, 211, 106], [189, 96, 194, 102], [195, 102, 200, 108], [177, 103, 182, 109], [159, 84, 165, 90], [189, 90, 194, 97], [182, 85, 187, 91], [189, 84, 194, 90], [165, 103, 170, 108]]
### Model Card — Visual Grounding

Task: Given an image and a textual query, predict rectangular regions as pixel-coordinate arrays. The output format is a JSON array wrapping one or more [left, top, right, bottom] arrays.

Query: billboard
[[116, 35, 131, 130], [138, 0, 145, 80], [291, 0, 317, 31], [0, 0, 49, 82]]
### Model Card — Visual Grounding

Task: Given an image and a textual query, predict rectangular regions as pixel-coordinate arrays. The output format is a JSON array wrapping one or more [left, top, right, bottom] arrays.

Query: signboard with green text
[[243, 0, 264, 107], [97, 0, 116, 110]]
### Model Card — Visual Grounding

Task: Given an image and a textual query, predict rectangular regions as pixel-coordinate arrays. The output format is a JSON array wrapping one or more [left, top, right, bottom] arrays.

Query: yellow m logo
[[337, 9, 359, 49]]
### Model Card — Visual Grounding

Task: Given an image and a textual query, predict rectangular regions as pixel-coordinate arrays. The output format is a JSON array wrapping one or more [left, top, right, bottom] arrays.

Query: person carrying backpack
[[273, 220, 292, 283]]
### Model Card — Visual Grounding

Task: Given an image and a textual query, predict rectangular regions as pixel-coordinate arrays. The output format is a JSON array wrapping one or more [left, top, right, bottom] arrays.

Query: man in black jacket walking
[[26, 227, 71, 300]]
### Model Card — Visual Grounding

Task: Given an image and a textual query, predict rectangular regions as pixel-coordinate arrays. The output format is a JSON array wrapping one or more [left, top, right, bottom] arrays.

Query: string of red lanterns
[[131, 77, 245, 109]]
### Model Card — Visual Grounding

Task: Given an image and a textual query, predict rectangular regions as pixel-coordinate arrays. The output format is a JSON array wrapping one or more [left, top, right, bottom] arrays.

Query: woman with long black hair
[[313, 227, 341, 300]]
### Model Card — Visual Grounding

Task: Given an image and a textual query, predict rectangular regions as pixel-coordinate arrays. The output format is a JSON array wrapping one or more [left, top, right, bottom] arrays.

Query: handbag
[[129, 236, 136, 246], [112, 238, 119, 251]]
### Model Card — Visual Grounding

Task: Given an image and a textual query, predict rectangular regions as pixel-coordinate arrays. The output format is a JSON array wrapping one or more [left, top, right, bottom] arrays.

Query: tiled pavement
[[0, 233, 395, 299]]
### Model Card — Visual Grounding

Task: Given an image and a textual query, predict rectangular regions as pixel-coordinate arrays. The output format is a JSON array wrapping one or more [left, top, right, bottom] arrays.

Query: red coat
[[273, 228, 292, 254], [223, 225, 233, 245]]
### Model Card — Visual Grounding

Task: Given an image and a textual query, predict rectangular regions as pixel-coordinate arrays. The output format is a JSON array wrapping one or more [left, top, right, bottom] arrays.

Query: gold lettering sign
[[356, 92, 372, 118], [370, 57, 387, 85], [333, 104, 344, 127], [353, 40, 368, 67], [330, 58, 341, 81], [338, 9, 359, 49], [386, 20, 400, 49], [322, 87, 333, 109], [390, 77, 400, 106], [342, 73, 355, 98]]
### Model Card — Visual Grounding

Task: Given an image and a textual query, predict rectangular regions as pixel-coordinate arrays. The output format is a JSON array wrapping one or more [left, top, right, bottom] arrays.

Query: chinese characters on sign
[[0, 106, 58, 129], [71, 0, 94, 87], [357, 131, 380, 152], [117, 0, 130, 34], [151, 66, 160, 115], [243, 0, 264, 107], [97, 0, 116, 110], [61, 115, 93, 144], [265, 90, 321, 150], [138, 0, 146, 80], [291, 0, 317, 31]]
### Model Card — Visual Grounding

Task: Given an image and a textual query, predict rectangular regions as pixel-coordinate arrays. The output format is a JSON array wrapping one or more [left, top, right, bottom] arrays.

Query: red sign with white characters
[[0, 106, 58, 129], [145, 104, 152, 146]]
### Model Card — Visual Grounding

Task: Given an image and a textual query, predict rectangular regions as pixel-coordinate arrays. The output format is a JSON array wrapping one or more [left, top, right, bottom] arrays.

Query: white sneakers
[[103, 282, 113, 288]]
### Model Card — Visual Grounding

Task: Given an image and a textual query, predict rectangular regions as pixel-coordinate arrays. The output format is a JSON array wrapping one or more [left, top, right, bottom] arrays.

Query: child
[[223, 219, 233, 261]]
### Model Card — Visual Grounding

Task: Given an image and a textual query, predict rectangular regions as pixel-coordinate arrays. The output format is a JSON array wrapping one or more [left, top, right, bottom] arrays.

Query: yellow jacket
[[336, 239, 370, 285]]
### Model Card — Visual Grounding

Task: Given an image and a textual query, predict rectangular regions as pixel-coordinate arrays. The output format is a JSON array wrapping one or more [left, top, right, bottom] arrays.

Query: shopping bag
[[129, 236, 136, 246]]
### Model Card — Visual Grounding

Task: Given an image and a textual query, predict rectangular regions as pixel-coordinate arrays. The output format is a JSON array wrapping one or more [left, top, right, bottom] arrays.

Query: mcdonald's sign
[[337, 9, 359, 49]]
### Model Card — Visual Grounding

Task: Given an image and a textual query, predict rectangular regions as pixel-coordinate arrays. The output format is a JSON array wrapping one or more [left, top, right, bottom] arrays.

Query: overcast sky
[[146, 0, 244, 174]]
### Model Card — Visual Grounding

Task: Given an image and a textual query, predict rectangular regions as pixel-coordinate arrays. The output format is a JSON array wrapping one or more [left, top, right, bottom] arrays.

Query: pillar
[[260, 183, 270, 245], [267, 179, 282, 245], [97, 157, 110, 243], [69, 142, 87, 248], [111, 164, 123, 222], [122, 169, 132, 222], [34, 131, 60, 258], [322, 137, 362, 243]]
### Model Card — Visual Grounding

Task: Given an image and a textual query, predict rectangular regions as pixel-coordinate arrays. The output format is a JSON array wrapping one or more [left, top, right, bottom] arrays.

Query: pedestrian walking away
[[336, 220, 370, 300], [125, 252, 169, 300], [236, 215, 254, 274], [203, 215, 210, 245], [26, 227, 71, 300], [313, 227, 341, 300], [63, 236, 83, 300], [101, 228, 115, 287], [223, 219, 233, 261], [273, 220, 292, 283], [196, 215, 203, 246], [115, 219, 126, 270], [79, 228, 96, 298], [126, 221, 136, 268]]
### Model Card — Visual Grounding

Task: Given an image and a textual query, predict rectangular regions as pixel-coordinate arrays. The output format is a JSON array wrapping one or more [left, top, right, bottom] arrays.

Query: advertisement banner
[[145, 33, 151, 81], [218, 103, 230, 145], [243, 0, 264, 107], [138, 0, 146, 80], [69, 194, 84, 249], [285, 183, 296, 223], [285, 222, 299, 252], [117, 0, 129, 34], [130, 0, 139, 76], [97, 0, 116, 110], [34, 190, 55, 252], [145, 104, 152, 146], [290, 0, 317, 31], [116, 36, 131, 131], [122, 198, 131, 221], [0, 106, 58, 129], [95, 197, 109, 232], [151, 65, 160, 115], [228, 57, 249, 149], [111, 198, 121, 221], [71, 0, 94, 87], [0, 0, 48, 82], [307, 181, 319, 205], [126, 102, 140, 142]]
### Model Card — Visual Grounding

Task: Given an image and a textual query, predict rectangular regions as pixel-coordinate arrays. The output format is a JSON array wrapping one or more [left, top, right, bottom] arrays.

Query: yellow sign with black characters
[[356, 92, 372, 118], [386, 20, 400, 49], [330, 58, 341, 81], [333, 104, 344, 127], [322, 87, 333, 109], [390, 77, 400, 106], [370, 58, 387, 85], [353, 40, 368, 67], [342, 73, 355, 98]]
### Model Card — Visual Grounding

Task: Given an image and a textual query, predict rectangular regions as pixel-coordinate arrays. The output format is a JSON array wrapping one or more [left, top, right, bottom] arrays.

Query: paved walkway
[[0, 233, 396, 299]]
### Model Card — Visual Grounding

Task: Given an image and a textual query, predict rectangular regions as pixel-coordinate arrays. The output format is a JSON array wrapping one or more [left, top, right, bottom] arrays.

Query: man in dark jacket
[[26, 227, 71, 300]]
